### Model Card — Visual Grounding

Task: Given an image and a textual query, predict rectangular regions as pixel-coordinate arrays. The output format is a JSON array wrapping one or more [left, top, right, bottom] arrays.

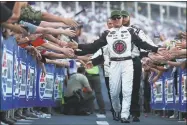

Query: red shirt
[[19, 37, 46, 48]]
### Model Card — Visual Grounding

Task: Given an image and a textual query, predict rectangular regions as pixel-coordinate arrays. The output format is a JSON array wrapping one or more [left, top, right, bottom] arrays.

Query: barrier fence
[[0, 33, 186, 116], [0, 34, 66, 111], [150, 67, 186, 113]]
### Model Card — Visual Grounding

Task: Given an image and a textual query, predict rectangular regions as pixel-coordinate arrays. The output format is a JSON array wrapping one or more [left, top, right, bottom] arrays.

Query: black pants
[[173, 69, 178, 95], [105, 77, 122, 113], [87, 75, 105, 112], [130, 57, 142, 117], [143, 71, 151, 113], [63, 94, 93, 115]]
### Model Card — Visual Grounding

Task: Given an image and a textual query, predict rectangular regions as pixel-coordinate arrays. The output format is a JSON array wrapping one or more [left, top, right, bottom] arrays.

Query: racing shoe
[[28, 113, 39, 119], [121, 118, 130, 123], [14, 112, 27, 119], [14, 116, 22, 120], [0, 117, 15, 125], [22, 111, 30, 118], [9, 117, 17, 122], [99, 110, 106, 114], [0, 121, 8, 125], [132, 116, 140, 122], [113, 112, 120, 121], [128, 115, 130, 120]]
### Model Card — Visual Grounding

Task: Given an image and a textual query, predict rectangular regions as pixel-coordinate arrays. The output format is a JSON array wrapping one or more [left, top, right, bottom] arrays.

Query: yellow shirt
[[86, 66, 99, 75]]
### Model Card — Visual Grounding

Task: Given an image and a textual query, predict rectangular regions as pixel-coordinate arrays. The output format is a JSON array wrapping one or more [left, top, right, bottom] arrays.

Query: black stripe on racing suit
[[75, 27, 159, 65], [75, 30, 109, 55]]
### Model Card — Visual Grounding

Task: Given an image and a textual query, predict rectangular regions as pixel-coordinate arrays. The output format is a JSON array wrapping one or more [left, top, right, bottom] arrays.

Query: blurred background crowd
[[33, 1, 186, 40]]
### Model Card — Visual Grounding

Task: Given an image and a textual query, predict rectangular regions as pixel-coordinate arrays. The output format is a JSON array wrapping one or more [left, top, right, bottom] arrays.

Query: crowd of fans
[[0, 2, 94, 125], [141, 30, 186, 120], [0, 1, 186, 125], [32, 2, 185, 40]]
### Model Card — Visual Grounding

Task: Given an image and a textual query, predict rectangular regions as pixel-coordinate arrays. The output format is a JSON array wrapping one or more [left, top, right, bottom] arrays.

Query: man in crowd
[[121, 10, 157, 122], [63, 67, 94, 115], [86, 54, 106, 114]]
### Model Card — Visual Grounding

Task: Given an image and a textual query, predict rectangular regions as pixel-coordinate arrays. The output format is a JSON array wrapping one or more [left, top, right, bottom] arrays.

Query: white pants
[[109, 60, 134, 119]]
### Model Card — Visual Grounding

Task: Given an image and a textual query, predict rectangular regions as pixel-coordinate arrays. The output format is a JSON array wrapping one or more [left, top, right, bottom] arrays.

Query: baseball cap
[[110, 10, 121, 18], [121, 10, 130, 17]]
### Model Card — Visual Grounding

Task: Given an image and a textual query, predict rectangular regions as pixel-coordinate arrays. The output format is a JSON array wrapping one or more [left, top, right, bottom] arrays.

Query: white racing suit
[[106, 27, 134, 119], [76, 26, 159, 119]]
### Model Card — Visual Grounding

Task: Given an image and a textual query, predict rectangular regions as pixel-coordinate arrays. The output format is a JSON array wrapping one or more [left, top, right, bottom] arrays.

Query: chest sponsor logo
[[121, 30, 127, 33], [110, 31, 116, 34], [113, 40, 127, 54], [121, 37, 128, 39]]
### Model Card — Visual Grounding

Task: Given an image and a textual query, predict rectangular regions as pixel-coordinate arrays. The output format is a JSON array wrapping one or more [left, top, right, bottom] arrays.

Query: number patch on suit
[[113, 40, 127, 54]]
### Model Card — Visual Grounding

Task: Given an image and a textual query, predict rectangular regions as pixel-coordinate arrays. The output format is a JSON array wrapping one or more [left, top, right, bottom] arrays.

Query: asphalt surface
[[13, 112, 186, 125]]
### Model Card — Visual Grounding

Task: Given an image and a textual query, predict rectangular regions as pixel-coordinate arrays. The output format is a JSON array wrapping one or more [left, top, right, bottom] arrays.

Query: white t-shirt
[[91, 45, 110, 77], [68, 59, 77, 74]]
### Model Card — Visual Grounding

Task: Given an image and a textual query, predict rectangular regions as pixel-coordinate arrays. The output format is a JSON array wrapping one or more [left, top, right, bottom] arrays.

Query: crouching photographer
[[63, 67, 95, 115]]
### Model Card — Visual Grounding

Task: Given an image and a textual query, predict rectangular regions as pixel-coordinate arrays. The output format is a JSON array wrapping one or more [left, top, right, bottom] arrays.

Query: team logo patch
[[110, 31, 116, 34], [113, 40, 127, 54], [121, 31, 127, 33]]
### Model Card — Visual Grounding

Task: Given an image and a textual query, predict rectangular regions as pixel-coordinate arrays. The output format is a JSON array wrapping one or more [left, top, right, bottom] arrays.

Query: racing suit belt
[[110, 56, 132, 61]]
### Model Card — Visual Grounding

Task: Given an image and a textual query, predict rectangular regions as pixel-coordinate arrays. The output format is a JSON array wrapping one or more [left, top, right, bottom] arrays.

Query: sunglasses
[[111, 16, 121, 20]]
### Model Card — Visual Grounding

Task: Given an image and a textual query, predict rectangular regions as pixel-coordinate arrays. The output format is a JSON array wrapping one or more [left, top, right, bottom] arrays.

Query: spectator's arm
[[150, 68, 164, 83], [76, 55, 91, 62], [35, 26, 76, 37], [6, 2, 28, 23], [45, 59, 70, 67], [1, 23, 27, 34], [24, 46, 42, 60], [43, 34, 67, 47], [41, 42, 74, 57], [38, 61, 46, 76], [175, 41, 186, 49], [15, 34, 30, 44], [81, 76, 92, 92], [39, 21, 68, 28], [74, 31, 109, 55], [15, 34, 42, 45], [41, 12, 78, 27], [42, 51, 66, 59], [167, 61, 183, 67]]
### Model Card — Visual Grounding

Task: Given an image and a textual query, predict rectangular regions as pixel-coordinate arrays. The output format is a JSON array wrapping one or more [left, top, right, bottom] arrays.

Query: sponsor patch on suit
[[110, 31, 116, 34], [121, 31, 127, 33]]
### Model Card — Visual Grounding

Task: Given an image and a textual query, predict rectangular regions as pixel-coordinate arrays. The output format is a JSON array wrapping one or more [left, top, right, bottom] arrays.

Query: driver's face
[[111, 16, 122, 28]]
